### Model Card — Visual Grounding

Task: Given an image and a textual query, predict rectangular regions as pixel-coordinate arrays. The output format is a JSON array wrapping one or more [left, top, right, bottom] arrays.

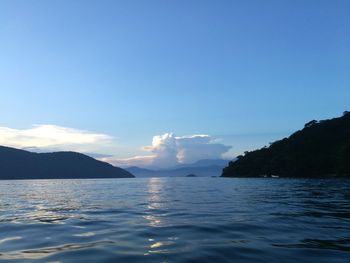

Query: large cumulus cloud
[[106, 133, 231, 168]]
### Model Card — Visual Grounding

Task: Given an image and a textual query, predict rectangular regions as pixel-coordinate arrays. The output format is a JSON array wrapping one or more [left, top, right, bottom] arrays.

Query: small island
[[186, 174, 197, 177], [222, 112, 350, 178]]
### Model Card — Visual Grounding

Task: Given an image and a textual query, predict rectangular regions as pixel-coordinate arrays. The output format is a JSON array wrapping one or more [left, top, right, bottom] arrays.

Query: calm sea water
[[0, 177, 349, 262]]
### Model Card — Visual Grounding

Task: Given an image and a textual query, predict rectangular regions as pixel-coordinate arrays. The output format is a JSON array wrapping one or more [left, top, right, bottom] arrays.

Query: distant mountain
[[126, 159, 229, 177], [222, 112, 350, 178], [174, 159, 230, 168], [125, 166, 155, 177], [0, 146, 134, 179]]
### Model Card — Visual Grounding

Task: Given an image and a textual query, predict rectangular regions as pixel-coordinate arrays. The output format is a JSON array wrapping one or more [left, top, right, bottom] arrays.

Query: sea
[[0, 177, 349, 262]]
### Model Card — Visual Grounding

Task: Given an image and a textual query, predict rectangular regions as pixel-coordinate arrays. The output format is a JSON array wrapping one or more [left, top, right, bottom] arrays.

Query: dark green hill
[[0, 146, 134, 179], [222, 112, 350, 178]]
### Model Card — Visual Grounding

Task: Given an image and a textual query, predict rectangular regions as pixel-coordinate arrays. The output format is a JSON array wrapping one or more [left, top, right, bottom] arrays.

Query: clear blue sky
[[0, 0, 349, 159]]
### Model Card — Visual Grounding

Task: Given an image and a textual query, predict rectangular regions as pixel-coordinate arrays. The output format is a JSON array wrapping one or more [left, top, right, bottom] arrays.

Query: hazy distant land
[[126, 159, 229, 177]]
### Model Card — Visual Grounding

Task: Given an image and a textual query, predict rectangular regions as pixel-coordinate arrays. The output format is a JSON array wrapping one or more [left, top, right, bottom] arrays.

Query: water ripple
[[0, 240, 116, 260], [0, 178, 349, 262]]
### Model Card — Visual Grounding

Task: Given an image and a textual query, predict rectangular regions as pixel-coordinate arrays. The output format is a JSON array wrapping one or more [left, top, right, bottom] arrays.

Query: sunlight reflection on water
[[143, 177, 166, 227]]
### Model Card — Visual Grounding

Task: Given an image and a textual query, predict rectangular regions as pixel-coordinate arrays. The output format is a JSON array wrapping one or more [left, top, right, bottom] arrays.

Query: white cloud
[[0, 124, 116, 154], [144, 133, 179, 167], [105, 132, 231, 168]]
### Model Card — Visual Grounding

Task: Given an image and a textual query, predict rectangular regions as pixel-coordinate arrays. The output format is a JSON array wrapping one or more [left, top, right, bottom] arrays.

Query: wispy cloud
[[101, 155, 155, 168], [0, 124, 117, 154]]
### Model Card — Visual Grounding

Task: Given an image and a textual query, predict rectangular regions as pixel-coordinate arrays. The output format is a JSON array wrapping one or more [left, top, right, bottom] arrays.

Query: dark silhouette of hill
[[0, 146, 134, 179], [222, 112, 350, 178]]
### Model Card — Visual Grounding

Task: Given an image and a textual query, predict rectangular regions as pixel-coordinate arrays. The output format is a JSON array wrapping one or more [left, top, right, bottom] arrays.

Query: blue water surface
[[0, 177, 349, 262]]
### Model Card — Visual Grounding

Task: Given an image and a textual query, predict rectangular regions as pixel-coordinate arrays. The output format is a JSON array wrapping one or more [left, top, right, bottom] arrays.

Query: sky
[[0, 0, 349, 168]]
